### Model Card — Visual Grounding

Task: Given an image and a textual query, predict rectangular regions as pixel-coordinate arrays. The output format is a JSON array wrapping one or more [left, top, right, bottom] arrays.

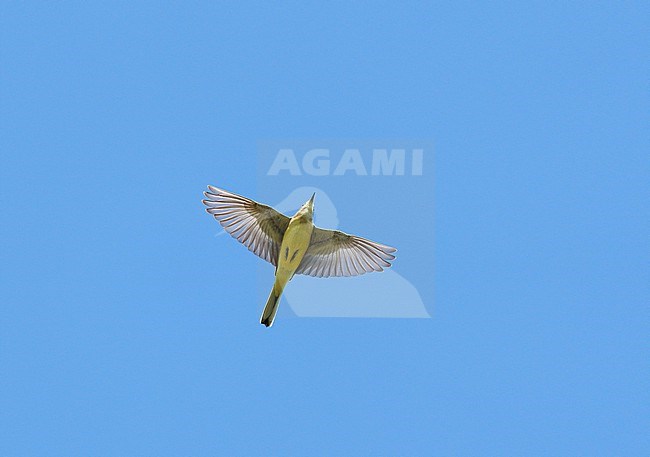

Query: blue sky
[[1, 2, 648, 455]]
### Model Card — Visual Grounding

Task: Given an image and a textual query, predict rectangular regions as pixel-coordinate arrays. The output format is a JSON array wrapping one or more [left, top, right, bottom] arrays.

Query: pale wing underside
[[296, 227, 397, 278], [202, 185, 289, 266]]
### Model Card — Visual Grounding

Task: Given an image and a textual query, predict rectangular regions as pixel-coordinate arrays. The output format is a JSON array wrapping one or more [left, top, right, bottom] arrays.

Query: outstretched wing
[[202, 185, 290, 266], [295, 227, 397, 278]]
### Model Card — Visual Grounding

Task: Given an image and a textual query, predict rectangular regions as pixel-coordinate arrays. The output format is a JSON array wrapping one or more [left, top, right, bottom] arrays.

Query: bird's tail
[[260, 282, 284, 327]]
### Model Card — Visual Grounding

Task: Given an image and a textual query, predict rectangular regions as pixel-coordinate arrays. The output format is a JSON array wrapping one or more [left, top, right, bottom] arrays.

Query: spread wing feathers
[[202, 185, 290, 266], [296, 227, 397, 278]]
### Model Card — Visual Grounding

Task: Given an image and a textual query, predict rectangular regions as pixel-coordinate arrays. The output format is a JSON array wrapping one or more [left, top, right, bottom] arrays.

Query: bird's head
[[295, 193, 315, 221]]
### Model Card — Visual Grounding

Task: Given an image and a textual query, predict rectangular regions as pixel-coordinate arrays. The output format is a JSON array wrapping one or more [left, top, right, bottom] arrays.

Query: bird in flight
[[202, 186, 397, 327]]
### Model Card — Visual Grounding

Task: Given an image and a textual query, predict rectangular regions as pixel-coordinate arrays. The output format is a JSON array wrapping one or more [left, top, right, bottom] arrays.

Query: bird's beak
[[307, 192, 315, 209]]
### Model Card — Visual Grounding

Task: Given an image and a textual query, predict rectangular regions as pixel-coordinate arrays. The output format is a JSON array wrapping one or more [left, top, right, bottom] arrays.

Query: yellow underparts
[[274, 216, 313, 291]]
